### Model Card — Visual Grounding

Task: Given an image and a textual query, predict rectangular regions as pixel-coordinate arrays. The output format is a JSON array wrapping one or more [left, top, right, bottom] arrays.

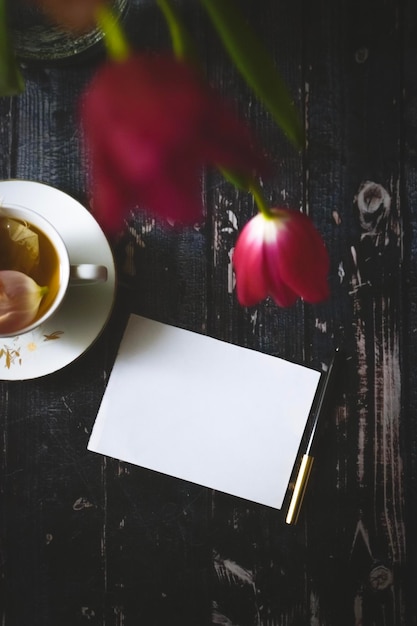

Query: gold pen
[[285, 349, 341, 525]]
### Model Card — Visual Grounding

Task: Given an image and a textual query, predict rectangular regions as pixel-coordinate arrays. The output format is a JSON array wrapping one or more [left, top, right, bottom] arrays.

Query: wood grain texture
[[302, 2, 407, 625], [0, 0, 416, 624], [401, 0, 417, 623]]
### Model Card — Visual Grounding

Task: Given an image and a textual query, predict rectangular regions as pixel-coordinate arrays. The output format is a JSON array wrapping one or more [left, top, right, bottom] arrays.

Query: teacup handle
[[70, 264, 108, 285]]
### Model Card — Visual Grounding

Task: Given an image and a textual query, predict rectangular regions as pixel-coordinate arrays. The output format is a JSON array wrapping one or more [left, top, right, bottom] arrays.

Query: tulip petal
[[233, 210, 329, 308], [81, 54, 269, 231], [0, 270, 47, 334], [275, 212, 329, 303], [93, 124, 204, 226], [233, 217, 269, 306], [200, 92, 269, 179], [264, 254, 299, 307]]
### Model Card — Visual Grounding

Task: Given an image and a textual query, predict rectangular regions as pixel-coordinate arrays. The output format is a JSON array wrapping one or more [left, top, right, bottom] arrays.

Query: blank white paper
[[88, 314, 321, 509]]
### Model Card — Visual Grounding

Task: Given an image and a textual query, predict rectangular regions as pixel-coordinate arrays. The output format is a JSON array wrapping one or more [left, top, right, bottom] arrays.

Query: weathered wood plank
[[400, 0, 417, 622], [304, 1, 407, 624], [11, 62, 95, 202], [0, 97, 14, 180]]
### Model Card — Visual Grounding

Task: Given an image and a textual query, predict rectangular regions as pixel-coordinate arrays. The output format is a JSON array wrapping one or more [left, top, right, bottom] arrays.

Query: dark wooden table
[[1, 1, 417, 624]]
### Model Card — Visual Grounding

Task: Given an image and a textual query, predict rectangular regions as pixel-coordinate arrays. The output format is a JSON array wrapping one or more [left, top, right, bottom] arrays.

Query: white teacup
[[0, 204, 107, 337]]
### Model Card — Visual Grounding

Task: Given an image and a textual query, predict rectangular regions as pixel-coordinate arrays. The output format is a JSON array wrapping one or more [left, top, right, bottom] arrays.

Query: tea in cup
[[0, 204, 107, 337]]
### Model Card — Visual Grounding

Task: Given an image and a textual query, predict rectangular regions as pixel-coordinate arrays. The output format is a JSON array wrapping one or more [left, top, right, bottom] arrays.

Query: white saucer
[[0, 180, 116, 380]]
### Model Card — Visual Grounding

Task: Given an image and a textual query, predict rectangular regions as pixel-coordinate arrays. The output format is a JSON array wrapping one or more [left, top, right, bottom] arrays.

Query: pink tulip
[[0, 270, 48, 335], [81, 54, 268, 232], [233, 209, 330, 307]]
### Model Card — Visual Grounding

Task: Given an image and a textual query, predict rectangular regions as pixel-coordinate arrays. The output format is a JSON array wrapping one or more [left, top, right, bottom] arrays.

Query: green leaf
[[198, 0, 303, 149], [156, 0, 199, 66], [0, 0, 24, 96]]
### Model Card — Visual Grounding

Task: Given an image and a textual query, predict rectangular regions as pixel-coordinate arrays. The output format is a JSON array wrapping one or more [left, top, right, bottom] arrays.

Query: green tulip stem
[[250, 182, 273, 218], [95, 4, 130, 62], [156, 0, 198, 65]]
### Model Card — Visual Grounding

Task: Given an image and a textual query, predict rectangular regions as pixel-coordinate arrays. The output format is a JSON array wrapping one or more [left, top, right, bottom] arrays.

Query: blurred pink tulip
[[233, 209, 330, 307], [81, 54, 268, 232]]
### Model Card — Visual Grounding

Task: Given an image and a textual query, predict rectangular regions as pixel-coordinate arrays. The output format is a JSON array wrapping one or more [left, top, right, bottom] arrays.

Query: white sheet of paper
[[88, 314, 321, 509]]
